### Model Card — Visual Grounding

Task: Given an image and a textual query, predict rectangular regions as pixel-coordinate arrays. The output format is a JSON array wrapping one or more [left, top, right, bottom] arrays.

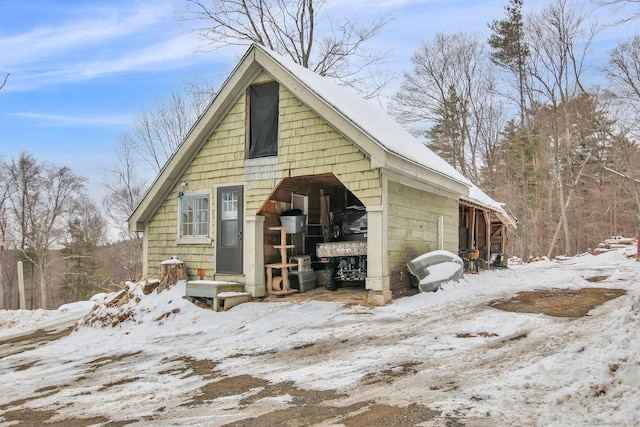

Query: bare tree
[[182, 0, 390, 97], [389, 32, 503, 184], [61, 195, 108, 301], [602, 39, 640, 223], [604, 135, 640, 223], [0, 160, 9, 309], [476, 94, 508, 192], [604, 35, 640, 138], [8, 153, 41, 255], [0, 73, 8, 91], [489, 0, 534, 259], [68, 195, 107, 248], [6, 153, 86, 308], [184, 77, 220, 114], [124, 77, 219, 176], [596, 0, 640, 22], [105, 81, 216, 280], [102, 137, 147, 280], [130, 91, 209, 174], [525, 0, 597, 257]]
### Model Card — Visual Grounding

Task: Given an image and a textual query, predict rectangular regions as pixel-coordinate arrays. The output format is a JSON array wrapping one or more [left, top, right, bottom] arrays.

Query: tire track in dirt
[[0, 324, 76, 359]]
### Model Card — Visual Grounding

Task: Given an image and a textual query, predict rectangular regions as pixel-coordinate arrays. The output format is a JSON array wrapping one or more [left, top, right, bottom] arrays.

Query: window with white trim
[[179, 194, 210, 238]]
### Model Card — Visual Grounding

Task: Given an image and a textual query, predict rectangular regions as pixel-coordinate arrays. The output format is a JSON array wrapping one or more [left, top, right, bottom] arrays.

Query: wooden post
[[470, 207, 476, 250], [17, 261, 26, 309], [483, 210, 491, 263], [502, 224, 508, 258]]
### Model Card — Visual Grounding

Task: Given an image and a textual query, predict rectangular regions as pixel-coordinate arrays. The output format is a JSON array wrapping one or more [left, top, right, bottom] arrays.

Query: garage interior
[[257, 173, 367, 293]]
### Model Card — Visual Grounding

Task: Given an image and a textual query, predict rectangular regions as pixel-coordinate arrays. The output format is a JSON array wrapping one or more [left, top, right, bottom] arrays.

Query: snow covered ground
[[1, 247, 639, 426]]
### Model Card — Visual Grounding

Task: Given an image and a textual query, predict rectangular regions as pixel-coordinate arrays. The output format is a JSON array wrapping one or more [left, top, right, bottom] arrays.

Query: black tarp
[[249, 81, 279, 158]]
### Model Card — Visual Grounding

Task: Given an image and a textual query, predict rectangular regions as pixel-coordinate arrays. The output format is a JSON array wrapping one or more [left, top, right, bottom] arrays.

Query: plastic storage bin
[[279, 215, 307, 234], [289, 270, 316, 292]]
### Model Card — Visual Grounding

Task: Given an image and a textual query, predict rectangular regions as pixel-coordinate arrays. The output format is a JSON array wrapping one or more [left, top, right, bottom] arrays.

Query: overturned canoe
[[407, 250, 464, 292]]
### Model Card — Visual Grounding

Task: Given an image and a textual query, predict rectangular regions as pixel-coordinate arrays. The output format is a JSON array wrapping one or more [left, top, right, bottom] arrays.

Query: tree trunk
[[521, 144, 529, 259], [0, 247, 4, 309], [547, 152, 591, 258], [38, 264, 48, 309], [551, 158, 572, 257]]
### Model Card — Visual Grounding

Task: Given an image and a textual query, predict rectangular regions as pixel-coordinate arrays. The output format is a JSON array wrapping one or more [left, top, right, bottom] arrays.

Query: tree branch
[[0, 73, 8, 91]]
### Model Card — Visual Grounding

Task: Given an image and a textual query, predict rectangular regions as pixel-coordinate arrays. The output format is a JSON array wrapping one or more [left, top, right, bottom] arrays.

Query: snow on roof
[[466, 184, 503, 211], [256, 45, 472, 188], [465, 184, 518, 227], [257, 46, 514, 225]]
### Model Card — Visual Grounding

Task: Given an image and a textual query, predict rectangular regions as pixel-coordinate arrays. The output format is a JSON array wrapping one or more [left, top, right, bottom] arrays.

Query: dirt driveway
[[0, 330, 460, 427], [0, 285, 625, 426]]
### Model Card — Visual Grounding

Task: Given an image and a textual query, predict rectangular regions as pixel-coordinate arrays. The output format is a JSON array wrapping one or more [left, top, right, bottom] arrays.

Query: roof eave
[[384, 153, 469, 196]]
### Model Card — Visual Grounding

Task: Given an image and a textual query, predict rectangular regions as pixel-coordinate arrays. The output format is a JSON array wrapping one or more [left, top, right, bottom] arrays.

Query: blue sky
[[0, 0, 635, 202]]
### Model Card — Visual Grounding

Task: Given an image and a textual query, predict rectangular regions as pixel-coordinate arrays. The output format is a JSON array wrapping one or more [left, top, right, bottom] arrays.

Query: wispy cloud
[[0, 0, 219, 91], [10, 112, 131, 128], [1, 4, 167, 66], [10, 33, 209, 88]]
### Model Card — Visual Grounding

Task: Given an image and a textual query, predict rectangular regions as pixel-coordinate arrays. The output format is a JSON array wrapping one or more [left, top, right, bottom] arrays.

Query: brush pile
[[80, 278, 183, 328]]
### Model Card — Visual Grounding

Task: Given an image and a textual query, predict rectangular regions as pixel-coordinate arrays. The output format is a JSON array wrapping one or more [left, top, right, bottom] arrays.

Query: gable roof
[[129, 44, 509, 230], [255, 45, 471, 186]]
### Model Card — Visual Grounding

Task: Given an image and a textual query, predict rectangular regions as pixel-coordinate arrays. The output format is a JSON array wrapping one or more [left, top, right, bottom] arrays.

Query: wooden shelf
[[268, 290, 298, 296], [266, 226, 298, 296], [265, 263, 297, 268]]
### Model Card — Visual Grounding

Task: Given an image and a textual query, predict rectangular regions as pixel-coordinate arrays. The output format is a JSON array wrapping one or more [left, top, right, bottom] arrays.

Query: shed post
[[244, 215, 266, 297], [365, 205, 391, 305]]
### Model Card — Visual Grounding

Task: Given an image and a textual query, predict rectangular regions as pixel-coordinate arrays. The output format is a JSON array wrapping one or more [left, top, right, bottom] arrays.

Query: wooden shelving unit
[[265, 226, 298, 295]]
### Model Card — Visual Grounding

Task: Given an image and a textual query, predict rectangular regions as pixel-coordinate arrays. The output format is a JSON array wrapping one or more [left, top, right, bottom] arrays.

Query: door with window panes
[[216, 186, 243, 274]]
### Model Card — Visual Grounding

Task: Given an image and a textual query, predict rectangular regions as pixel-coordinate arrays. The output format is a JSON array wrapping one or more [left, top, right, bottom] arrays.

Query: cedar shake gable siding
[[145, 79, 381, 280]]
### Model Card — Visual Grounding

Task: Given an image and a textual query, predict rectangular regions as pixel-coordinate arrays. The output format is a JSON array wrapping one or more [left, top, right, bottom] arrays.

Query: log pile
[[593, 235, 638, 258], [508, 235, 639, 263]]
